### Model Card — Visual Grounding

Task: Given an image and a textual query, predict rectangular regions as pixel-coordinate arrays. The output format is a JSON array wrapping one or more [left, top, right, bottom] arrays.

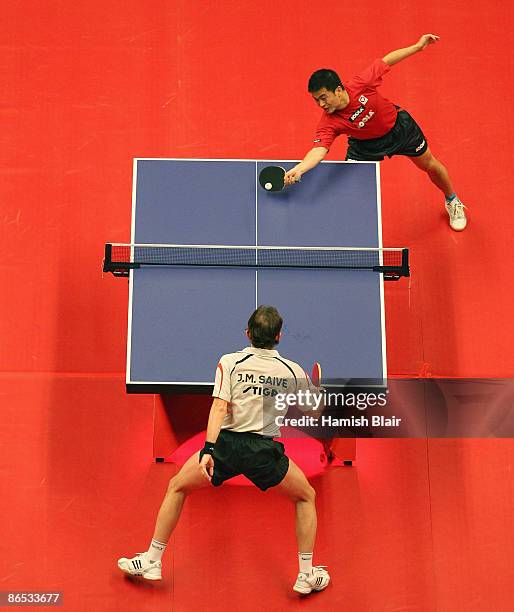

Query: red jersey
[[313, 59, 398, 146]]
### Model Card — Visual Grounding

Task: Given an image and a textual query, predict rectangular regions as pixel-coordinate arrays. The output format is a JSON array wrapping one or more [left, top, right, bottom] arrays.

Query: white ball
[[265, 182, 272, 190]]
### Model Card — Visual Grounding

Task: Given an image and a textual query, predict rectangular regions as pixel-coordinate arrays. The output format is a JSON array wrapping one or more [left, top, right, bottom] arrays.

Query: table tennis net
[[104, 243, 409, 278]]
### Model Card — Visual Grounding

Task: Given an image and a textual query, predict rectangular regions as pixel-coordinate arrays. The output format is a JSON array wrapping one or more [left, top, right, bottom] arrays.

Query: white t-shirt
[[212, 346, 317, 436]]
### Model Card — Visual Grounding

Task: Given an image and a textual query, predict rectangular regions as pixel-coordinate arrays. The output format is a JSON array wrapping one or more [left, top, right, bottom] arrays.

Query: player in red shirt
[[285, 34, 467, 231]]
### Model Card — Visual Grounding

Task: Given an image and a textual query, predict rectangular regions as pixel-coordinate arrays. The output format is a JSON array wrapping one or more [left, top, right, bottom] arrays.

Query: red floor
[[2, 2, 513, 611], [1, 375, 512, 611]]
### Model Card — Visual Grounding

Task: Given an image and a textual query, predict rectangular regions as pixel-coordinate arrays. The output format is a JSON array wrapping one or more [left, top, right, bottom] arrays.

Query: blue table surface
[[128, 159, 385, 390]]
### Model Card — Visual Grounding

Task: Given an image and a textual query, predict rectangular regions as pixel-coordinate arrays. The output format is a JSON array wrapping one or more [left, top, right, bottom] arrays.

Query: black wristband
[[199, 441, 216, 461]]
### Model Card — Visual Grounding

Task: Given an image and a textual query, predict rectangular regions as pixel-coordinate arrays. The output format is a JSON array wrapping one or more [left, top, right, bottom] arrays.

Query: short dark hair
[[247, 306, 283, 349], [308, 69, 343, 93]]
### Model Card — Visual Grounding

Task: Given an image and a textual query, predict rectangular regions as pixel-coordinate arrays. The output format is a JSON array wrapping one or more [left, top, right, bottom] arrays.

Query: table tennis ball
[[265, 182, 272, 190]]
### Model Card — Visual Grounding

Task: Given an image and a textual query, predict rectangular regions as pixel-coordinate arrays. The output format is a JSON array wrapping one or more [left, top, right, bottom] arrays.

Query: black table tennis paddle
[[258, 166, 286, 192]]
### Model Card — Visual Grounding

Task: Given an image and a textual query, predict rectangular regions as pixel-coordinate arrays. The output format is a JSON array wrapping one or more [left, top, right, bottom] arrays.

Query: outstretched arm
[[284, 146, 328, 185], [382, 34, 439, 66]]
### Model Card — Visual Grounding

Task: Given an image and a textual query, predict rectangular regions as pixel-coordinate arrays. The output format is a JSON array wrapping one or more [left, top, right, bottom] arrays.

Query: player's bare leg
[[153, 451, 209, 542], [410, 148, 453, 196], [118, 451, 208, 580], [276, 458, 317, 550], [275, 458, 330, 593], [410, 148, 467, 230]]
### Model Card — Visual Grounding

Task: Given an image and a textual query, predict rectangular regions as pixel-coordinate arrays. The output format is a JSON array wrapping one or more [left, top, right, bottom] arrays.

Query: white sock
[[147, 538, 167, 562], [298, 552, 313, 575]]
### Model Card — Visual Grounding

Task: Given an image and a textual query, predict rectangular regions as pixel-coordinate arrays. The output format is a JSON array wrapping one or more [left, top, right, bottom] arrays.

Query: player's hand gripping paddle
[[311, 361, 334, 463]]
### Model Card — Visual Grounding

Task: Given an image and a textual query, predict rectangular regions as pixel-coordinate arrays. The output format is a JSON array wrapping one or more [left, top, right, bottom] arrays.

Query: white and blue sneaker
[[117, 552, 162, 581], [445, 196, 467, 231], [293, 566, 330, 594]]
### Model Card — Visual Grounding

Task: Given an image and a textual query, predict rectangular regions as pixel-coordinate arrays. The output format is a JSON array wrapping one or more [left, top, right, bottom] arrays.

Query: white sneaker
[[445, 196, 467, 231], [117, 552, 162, 580], [293, 566, 330, 594]]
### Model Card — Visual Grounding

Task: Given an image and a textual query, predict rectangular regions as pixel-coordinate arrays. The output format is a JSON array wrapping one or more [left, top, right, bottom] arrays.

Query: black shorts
[[211, 429, 289, 491], [346, 109, 428, 161]]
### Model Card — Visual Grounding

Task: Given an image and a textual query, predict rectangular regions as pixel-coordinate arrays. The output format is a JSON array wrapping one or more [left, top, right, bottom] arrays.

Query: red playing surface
[[1, 2, 513, 611]]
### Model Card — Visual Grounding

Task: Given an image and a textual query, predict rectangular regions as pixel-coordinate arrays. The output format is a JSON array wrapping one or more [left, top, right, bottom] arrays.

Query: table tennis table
[[106, 158, 408, 393]]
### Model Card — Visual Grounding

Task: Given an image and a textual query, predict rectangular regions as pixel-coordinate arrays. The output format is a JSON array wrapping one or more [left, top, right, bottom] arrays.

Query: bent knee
[[306, 484, 316, 502], [415, 151, 438, 172], [426, 158, 440, 172], [297, 483, 316, 503], [168, 475, 188, 495]]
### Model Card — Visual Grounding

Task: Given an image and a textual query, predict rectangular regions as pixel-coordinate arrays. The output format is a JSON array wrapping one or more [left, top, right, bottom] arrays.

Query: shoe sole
[[293, 584, 312, 594], [293, 580, 330, 594], [141, 574, 162, 581], [118, 563, 162, 581]]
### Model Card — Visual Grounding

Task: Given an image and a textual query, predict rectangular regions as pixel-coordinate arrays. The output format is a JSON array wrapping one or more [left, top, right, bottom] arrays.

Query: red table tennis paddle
[[311, 362, 322, 387], [311, 361, 335, 463]]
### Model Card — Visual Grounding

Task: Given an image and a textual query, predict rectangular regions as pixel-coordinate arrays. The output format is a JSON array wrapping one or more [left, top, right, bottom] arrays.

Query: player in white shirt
[[118, 306, 330, 595]]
